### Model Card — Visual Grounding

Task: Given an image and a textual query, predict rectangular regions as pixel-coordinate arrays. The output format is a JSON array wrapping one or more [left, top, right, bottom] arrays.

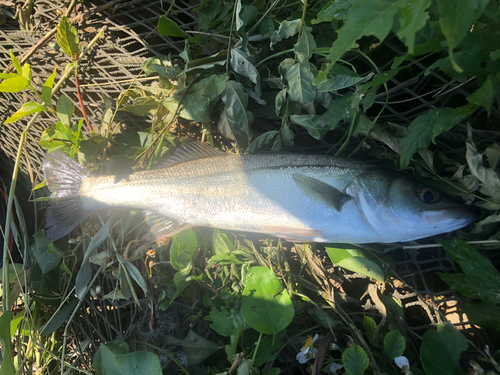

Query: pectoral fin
[[143, 211, 193, 241], [293, 174, 352, 212]]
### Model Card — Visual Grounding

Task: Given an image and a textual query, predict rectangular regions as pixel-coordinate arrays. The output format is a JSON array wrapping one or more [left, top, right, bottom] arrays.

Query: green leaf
[[94, 343, 162, 375], [9, 50, 21, 75], [170, 228, 198, 271], [270, 19, 301, 49], [40, 298, 78, 336], [461, 302, 500, 331], [290, 115, 329, 140], [212, 230, 234, 255], [0, 75, 29, 93], [316, 73, 373, 92], [29, 230, 62, 274], [56, 16, 80, 57], [42, 66, 57, 106], [218, 80, 254, 148], [342, 344, 369, 375], [119, 256, 148, 296], [363, 315, 378, 346], [465, 140, 500, 202], [326, 247, 386, 282], [176, 74, 229, 101], [315, 0, 406, 83], [241, 266, 294, 334], [21, 63, 32, 82], [0, 73, 17, 80], [420, 324, 467, 375], [436, 0, 478, 72], [162, 94, 211, 122], [396, 0, 431, 54], [162, 330, 221, 366], [400, 104, 475, 169], [198, 0, 221, 30], [294, 27, 316, 67], [466, 75, 495, 115], [439, 272, 500, 303], [247, 131, 279, 153], [205, 306, 234, 336], [286, 63, 315, 104], [158, 15, 185, 37], [3, 101, 46, 124], [230, 49, 259, 85], [56, 95, 74, 127], [383, 330, 405, 360], [0, 311, 15, 375], [312, 0, 357, 23]]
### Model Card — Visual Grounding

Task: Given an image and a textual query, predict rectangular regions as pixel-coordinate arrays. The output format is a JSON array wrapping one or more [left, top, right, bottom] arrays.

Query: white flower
[[395, 356, 410, 369], [330, 342, 340, 351], [296, 334, 319, 364], [329, 362, 343, 373]]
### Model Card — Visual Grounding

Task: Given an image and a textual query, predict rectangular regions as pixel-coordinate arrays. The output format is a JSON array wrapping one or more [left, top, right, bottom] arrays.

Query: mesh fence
[[1, 0, 499, 373]]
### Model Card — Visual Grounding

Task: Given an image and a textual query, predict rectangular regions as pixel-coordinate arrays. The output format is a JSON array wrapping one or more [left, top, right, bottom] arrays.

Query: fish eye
[[418, 187, 439, 204]]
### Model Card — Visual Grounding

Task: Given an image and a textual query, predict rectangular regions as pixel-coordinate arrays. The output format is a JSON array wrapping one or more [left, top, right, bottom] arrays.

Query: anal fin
[[292, 174, 352, 212], [143, 210, 192, 241]]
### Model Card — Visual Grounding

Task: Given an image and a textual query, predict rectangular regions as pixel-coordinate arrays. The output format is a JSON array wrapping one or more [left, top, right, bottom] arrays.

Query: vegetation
[[0, 0, 499, 374]]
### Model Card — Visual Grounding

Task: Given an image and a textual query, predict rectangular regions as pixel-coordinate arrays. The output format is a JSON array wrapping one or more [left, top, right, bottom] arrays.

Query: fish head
[[346, 170, 475, 242]]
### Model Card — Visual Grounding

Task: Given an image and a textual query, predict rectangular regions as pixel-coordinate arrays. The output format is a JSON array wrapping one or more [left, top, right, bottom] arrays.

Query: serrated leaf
[[315, 0, 406, 83], [286, 63, 315, 104], [400, 104, 475, 169], [56, 95, 74, 127], [218, 80, 253, 148], [461, 302, 500, 331], [205, 306, 233, 336], [241, 266, 294, 334], [42, 66, 58, 106], [420, 324, 467, 375], [342, 344, 369, 375], [270, 19, 301, 49], [158, 15, 185, 38], [56, 16, 80, 57], [397, 0, 431, 54], [383, 330, 405, 360], [0, 75, 29, 93], [436, 0, 478, 72], [4, 101, 46, 124]]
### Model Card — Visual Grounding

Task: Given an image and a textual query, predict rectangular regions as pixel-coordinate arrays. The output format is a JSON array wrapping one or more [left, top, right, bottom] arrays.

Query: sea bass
[[43, 141, 474, 243]]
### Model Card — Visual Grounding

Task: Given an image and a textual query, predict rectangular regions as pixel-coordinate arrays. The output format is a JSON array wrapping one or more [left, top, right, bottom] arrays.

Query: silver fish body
[[43, 142, 474, 243]]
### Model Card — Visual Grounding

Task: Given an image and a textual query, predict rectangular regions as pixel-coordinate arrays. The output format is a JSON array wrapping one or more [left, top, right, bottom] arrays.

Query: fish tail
[[43, 152, 98, 242]]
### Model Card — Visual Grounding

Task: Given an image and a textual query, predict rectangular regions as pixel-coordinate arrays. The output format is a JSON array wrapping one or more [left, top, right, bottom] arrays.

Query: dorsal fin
[[156, 140, 228, 168]]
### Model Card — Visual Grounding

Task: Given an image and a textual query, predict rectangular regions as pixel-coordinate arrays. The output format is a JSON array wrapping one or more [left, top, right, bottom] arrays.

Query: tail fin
[[43, 152, 97, 242]]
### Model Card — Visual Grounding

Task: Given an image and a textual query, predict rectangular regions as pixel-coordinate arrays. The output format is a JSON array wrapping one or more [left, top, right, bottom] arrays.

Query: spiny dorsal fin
[[156, 140, 227, 168], [293, 174, 352, 212]]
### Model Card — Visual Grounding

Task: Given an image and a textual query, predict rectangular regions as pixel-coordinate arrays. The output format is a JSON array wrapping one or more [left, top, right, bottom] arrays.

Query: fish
[[42, 141, 475, 243]]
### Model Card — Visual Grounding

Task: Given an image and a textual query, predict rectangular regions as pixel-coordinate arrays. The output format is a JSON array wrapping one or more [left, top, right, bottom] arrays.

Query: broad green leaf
[[247, 131, 279, 153], [241, 266, 294, 334], [383, 330, 405, 360], [316, 73, 373, 92], [342, 344, 369, 375], [29, 230, 62, 274], [40, 298, 78, 336], [420, 324, 467, 375], [363, 316, 378, 346], [294, 27, 316, 67], [94, 343, 162, 375], [0, 311, 15, 375], [176, 74, 229, 101], [286, 63, 315, 104], [170, 228, 198, 271], [439, 272, 500, 303], [326, 247, 385, 282], [461, 302, 500, 331], [312, 0, 357, 23], [315, 0, 406, 83], [466, 75, 495, 115], [162, 330, 221, 366], [121, 97, 159, 116], [212, 230, 234, 255], [75, 217, 113, 299], [162, 94, 211, 122], [198, 0, 221, 30], [56, 16, 80, 57], [158, 15, 185, 37], [275, 88, 287, 117], [204, 306, 233, 336], [252, 331, 286, 367], [270, 19, 300, 49], [230, 49, 259, 85], [0, 73, 17, 79], [21, 63, 32, 82], [396, 0, 431, 54], [0, 75, 29, 93], [9, 50, 21, 75], [436, 0, 478, 72], [3, 101, 46, 124], [42, 66, 58, 106], [290, 115, 329, 140], [56, 95, 74, 127], [218, 80, 254, 148], [400, 104, 475, 169], [259, 17, 275, 36]]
